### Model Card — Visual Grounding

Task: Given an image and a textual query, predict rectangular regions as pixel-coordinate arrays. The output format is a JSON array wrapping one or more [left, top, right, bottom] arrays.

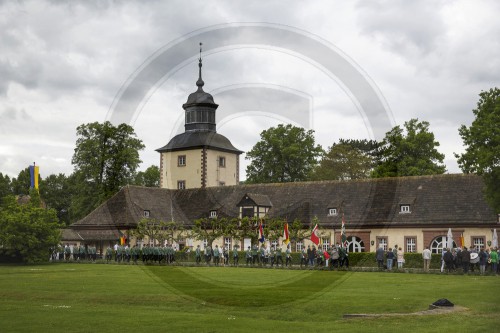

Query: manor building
[[62, 55, 499, 255]]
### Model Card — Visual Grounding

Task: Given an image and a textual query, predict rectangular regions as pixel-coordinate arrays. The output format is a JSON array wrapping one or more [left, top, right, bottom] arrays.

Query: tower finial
[[196, 42, 204, 90]]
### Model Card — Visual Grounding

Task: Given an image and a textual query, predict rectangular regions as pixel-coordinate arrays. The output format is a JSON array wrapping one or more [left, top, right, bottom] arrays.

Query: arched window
[[346, 236, 365, 253], [430, 236, 457, 254]]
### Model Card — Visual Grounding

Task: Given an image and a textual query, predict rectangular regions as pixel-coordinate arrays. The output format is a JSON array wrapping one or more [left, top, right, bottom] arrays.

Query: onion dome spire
[[196, 42, 204, 90]]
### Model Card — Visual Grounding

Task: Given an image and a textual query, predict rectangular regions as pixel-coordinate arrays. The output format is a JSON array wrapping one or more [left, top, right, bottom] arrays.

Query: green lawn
[[0, 263, 498, 332]]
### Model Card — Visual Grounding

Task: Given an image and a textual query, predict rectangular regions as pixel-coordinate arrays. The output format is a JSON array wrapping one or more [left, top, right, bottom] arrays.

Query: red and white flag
[[311, 224, 320, 245]]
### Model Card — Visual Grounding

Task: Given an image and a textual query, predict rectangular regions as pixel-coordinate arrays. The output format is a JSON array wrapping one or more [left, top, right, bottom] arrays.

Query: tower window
[[177, 180, 186, 190], [219, 156, 226, 168], [178, 155, 186, 167]]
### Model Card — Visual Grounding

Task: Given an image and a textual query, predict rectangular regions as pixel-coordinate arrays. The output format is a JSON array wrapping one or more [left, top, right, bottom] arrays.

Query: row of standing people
[[105, 244, 177, 264], [375, 246, 405, 270], [57, 244, 98, 262]]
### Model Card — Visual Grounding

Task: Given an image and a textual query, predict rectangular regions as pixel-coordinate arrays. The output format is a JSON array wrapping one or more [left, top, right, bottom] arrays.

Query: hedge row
[[174, 251, 443, 269]]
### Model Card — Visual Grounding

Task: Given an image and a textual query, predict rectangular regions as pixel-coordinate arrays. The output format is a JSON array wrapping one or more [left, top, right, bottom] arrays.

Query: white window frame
[[295, 241, 303, 252], [271, 240, 278, 250], [321, 237, 330, 251], [218, 156, 226, 168], [224, 237, 232, 250], [400, 205, 411, 214], [378, 237, 388, 251], [328, 208, 338, 216], [472, 237, 485, 251], [209, 210, 217, 218], [406, 237, 416, 253], [143, 210, 150, 218], [177, 180, 186, 190], [178, 155, 186, 167]]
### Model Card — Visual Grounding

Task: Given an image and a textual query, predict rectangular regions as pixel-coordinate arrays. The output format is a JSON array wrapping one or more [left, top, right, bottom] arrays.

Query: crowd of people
[[440, 246, 499, 275], [190, 242, 350, 269]]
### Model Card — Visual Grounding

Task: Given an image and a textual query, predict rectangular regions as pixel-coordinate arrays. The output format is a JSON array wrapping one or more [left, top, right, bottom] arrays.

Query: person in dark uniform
[[195, 245, 201, 264], [246, 246, 252, 266], [233, 246, 239, 266]]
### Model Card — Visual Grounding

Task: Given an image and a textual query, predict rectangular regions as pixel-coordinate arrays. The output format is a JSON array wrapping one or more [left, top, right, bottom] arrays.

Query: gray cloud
[[0, 0, 499, 179]]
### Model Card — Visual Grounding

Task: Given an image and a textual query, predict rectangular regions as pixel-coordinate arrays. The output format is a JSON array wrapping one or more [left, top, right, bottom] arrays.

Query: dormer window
[[328, 208, 338, 216], [209, 210, 217, 218], [143, 210, 150, 218], [400, 205, 411, 214]]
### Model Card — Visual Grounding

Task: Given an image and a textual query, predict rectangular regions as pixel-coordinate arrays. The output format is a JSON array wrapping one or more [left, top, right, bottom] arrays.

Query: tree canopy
[[310, 139, 378, 181], [372, 118, 446, 177], [456, 87, 500, 213], [70, 121, 145, 221], [0, 190, 61, 263], [245, 124, 323, 183], [133, 165, 160, 187]]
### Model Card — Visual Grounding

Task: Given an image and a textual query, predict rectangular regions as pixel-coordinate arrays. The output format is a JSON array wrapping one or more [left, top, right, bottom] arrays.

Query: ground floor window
[[271, 240, 278, 250], [295, 241, 303, 252], [472, 237, 485, 251], [377, 237, 388, 251], [346, 236, 365, 253], [405, 237, 417, 253], [430, 236, 457, 254], [321, 237, 330, 251], [224, 237, 232, 250]]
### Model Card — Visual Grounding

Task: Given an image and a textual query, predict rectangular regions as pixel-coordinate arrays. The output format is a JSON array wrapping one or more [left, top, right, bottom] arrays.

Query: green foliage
[[456, 87, 500, 212], [310, 140, 377, 180], [0, 172, 13, 200], [70, 121, 145, 221], [133, 165, 160, 187], [10, 168, 35, 195], [190, 217, 238, 247], [131, 218, 185, 245], [245, 124, 323, 183], [0, 190, 61, 263], [39, 173, 71, 225], [372, 118, 446, 177]]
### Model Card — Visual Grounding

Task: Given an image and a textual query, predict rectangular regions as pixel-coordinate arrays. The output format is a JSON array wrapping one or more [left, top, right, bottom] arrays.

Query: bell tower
[[156, 44, 243, 189]]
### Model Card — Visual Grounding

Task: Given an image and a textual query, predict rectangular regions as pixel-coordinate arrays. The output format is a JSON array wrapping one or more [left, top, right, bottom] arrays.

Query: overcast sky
[[1, 0, 499, 180]]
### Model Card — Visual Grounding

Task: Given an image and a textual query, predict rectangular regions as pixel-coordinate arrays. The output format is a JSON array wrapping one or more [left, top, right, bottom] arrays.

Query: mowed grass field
[[0, 263, 498, 332]]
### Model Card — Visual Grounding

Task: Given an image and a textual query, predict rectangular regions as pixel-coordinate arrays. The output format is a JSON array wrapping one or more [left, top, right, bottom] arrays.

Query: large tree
[[71, 121, 145, 220], [0, 190, 61, 263], [372, 119, 446, 177], [245, 124, 323, 183], [456, 87, 500, 213], [310, 139, 378, 181]]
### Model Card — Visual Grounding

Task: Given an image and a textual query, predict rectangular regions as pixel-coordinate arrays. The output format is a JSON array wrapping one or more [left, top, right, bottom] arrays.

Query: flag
[[311, 224, 319, 245], [283, 223, 290, 245], [341, 214, 348, 248], [492, 229, 498, 248], [258, 221, 265, 243], [459, 233, 465, 248], [446, 228, 454, 249], [29, 164, 39, 190]]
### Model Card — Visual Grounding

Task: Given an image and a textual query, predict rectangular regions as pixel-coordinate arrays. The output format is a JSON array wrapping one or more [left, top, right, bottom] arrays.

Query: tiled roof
[[69, 174, 499, 234]]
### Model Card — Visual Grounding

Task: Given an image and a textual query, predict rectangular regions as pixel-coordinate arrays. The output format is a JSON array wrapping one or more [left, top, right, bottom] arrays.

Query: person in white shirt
[[422, 246, 432, 272]]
